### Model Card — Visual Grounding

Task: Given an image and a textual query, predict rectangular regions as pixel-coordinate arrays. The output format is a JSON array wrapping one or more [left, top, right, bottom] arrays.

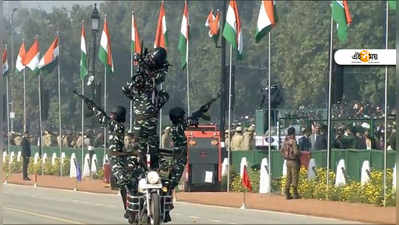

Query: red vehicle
[[183, 124, 222, 192]]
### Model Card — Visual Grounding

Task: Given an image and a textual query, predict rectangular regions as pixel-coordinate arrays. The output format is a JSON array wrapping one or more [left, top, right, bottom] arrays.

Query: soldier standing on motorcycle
[[122, 47, 169, 223], [122, 47, 169, 170]]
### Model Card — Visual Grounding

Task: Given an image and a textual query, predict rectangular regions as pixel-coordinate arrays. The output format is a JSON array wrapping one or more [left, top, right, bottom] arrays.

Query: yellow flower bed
[[280, 167, 395, 206]]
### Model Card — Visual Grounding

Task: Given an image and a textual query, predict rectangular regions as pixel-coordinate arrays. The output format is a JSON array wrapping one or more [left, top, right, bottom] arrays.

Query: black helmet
[[169, 107, 185, 125], [111, 106, 126, 123], [150, 47, 167, 67]]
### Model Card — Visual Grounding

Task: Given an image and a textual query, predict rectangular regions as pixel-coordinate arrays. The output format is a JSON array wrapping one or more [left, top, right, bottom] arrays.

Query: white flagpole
[[267, 32, 272, 189], [38, 72, 43, 175], [130, 51, 133, 132], [104, 65, 107, 157], [57, 32, 63, 176], [186, 32, 190, 115], [23, 64, 26, 133], [6, 70, 9, 154], [326, 14, 334, 199], [4, 43, 10, 155], [383, 0, 389, 207], [81, 79, 84, 179], [186, 3, 190, 116], [130, 11, 134, 132], [227, 45, 232, 192], [159, 84, 163, 148]]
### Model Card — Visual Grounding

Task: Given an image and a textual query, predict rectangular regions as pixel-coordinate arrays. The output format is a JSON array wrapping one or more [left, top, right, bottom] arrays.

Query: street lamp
[[91, 4, 100, 32], [87, 3, 100, 92]]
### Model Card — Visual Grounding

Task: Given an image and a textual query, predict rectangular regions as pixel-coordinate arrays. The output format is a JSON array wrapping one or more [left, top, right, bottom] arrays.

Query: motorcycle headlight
[[147, 171, 160, 184]]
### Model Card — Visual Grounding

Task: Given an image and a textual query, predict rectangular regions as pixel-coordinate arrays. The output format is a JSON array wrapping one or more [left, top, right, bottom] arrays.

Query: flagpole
[[6, 70, 9, 154], [130, 38, 133, 133], [227, 44, 233, 192], [186, 33, 190, 116], [38, 71, 43, 175], [383, 0, 389, 207], [159, 84, 163, 148], [81, 79, 84, 180], [326, 14, 334, 199], [185, 0, 190, 115], [23, 64, 26, 133], [267, 32, 272, 192], [57, 32, 62, 176], [104, 64, 107, 158]]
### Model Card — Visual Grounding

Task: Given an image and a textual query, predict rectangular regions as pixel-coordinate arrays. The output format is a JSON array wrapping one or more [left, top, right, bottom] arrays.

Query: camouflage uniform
[[87, 104, 138, 188], [280, 127, 300, 199], [122, 62, 169, 169], [164, 121, 188, 189]]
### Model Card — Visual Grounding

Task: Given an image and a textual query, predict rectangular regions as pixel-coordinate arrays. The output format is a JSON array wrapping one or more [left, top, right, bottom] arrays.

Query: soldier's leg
[[142, 118, 159, 169], [169, 152, 187, 190], [109, 155, 129, 216], [110, 155, 128, 186], [292, 162, 300, 199], [22, 157, 28, 179], [148, 135, 160, 170], [285, 161, 293, 199], [126, 155, 141, 193]]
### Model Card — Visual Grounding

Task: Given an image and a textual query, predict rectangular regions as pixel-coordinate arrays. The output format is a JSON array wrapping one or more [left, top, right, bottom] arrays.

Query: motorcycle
[[126, 151, 173, 225]]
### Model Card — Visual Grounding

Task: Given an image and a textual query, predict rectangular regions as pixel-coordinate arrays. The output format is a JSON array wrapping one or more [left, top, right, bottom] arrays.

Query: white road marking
[[5, 183, 118, 196], [5, 207, 84, 224], [189, 216, 201, 219], [210, 219, 222, 223], [176, 201, 362, 223]]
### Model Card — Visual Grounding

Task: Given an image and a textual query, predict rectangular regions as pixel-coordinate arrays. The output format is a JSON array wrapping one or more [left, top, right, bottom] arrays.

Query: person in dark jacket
[[313, 125, 328, 150], [21, 132, 31, 181], [298, 128, 311, 151]]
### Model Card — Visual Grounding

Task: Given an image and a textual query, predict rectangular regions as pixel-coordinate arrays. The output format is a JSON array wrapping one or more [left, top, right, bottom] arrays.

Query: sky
[[4, 1, 96, 14]]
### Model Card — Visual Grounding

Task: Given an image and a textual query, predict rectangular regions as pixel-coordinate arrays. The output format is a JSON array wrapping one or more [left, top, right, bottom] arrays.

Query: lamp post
[[87, 3, 100, 101]]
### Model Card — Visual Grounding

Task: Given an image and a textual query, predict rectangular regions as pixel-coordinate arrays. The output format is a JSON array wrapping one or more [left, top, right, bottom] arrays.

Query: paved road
[[3, 184, 365, 224]]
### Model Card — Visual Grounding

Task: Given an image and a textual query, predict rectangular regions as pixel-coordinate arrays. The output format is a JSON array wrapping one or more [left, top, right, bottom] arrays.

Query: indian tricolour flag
[[205, 9, 221, 45], [16, 41, 26, 72], [23, 39, 40, 72], [131, 11, 142, 55], [2, 46, 8, 76], [99, 16, 114, 73], [178, 1, 189, 69], [331, 0, 352, 42], [255, 0, 276, 43], [38, 36, 59, 72], [223, 0, 243, 58], [154, 1, 168, 50], [80, 23, 88, 80]]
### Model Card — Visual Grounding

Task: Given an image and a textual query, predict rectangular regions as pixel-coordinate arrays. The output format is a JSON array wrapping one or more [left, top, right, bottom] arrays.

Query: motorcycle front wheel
[[150, 193, 160, 225]]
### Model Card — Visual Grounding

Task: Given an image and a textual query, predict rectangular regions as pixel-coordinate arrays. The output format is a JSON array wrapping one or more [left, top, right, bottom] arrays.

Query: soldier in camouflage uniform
[[159, 107, 192, 222], [165, 107, 191, 189], [81, 95, 139, 218], [122, 47, 169, 169]]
